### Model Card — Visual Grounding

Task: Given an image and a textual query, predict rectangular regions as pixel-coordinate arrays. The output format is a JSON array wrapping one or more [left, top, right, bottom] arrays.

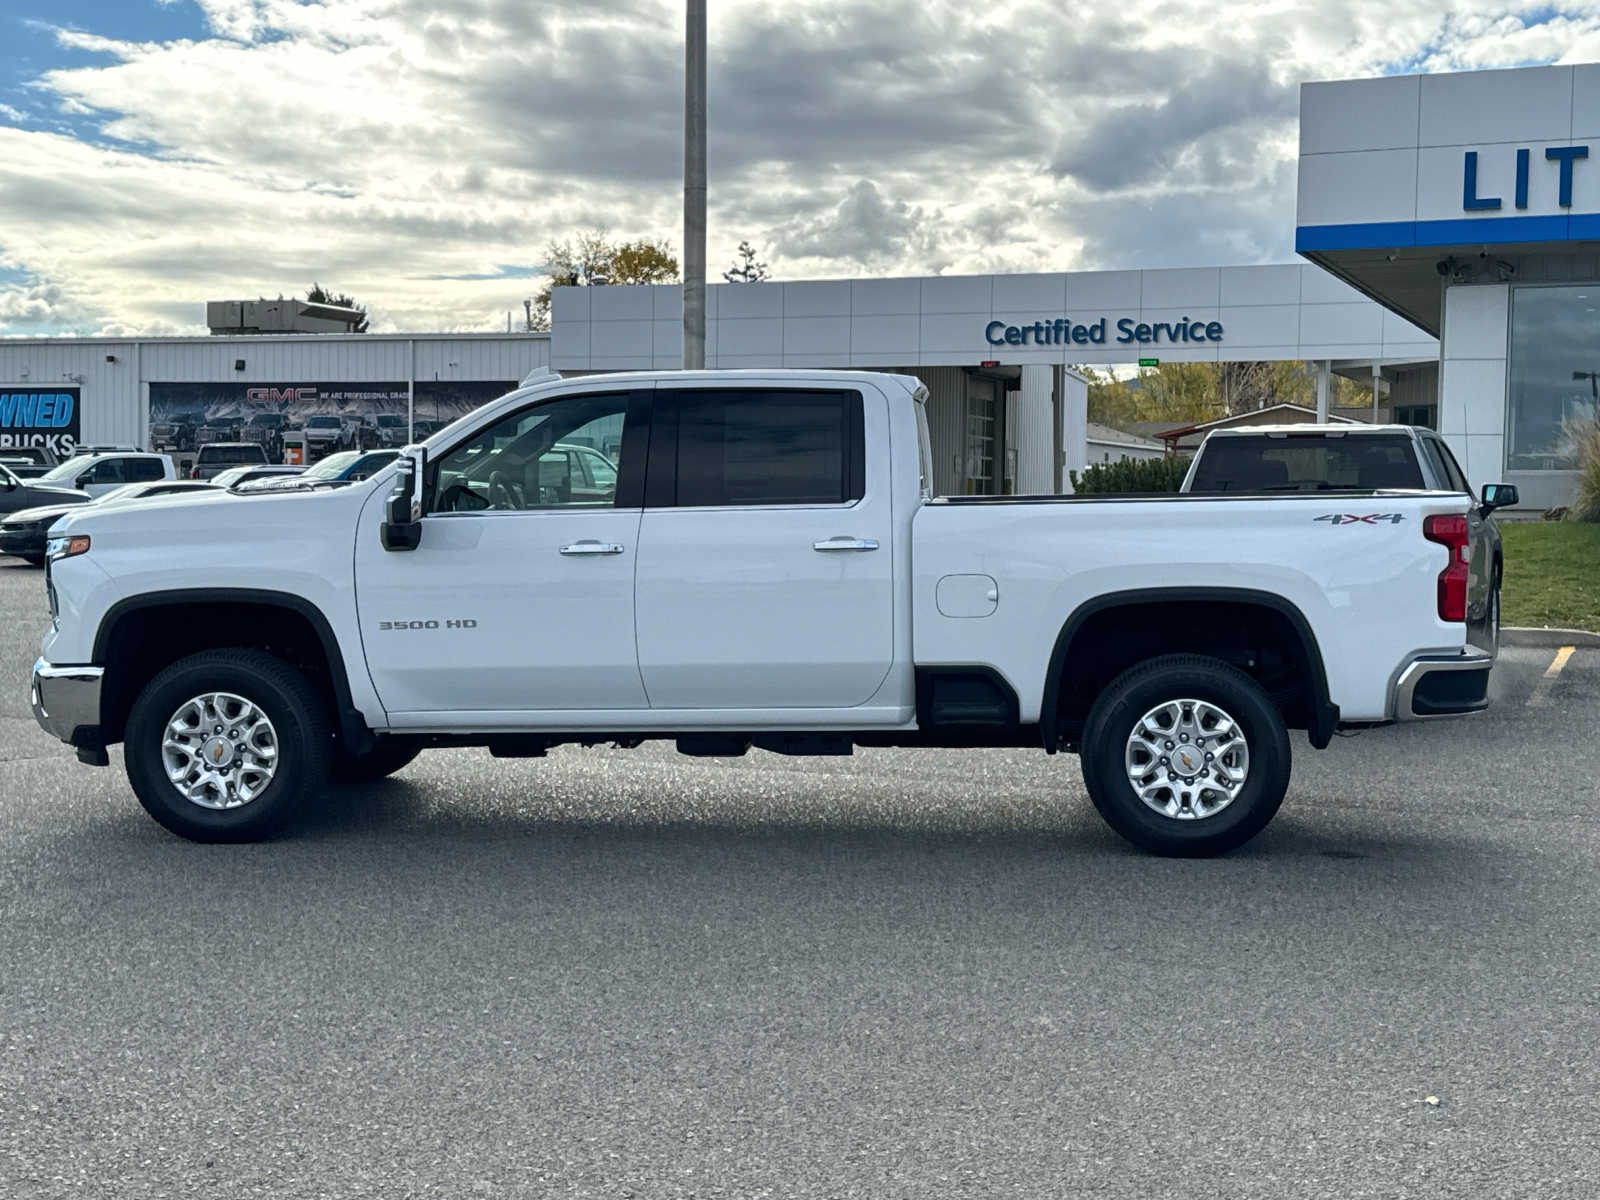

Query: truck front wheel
[[123, 649, 330, 842], [1080, 654, 1290, 857]]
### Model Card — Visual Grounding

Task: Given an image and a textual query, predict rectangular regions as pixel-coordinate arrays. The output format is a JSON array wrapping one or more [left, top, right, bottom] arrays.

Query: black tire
[[21, 554, 44, 567], [1080, 653, 1291, 857], [330, 738, 420, 785], [123, 648, 330, 842]]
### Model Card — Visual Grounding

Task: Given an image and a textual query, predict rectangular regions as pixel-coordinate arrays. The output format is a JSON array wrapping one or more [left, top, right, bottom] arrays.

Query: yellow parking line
[[1528, 646, 1576, 708]]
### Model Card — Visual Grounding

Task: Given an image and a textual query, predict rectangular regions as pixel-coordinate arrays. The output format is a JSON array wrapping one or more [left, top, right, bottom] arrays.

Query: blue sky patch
[[0, 2, 208, 132], [418, 265, 543, 282]]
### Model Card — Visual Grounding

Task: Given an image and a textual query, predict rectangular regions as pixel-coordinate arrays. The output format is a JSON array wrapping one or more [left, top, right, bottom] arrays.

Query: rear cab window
[[126, 457, 166, 482], [1189, 433, 1426, 492], [198, 444, 268, 465]]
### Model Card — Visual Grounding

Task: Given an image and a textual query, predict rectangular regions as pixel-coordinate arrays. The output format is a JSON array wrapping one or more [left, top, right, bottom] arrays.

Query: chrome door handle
[[813, 536, 879, 552], [559, 540, 624, 556]]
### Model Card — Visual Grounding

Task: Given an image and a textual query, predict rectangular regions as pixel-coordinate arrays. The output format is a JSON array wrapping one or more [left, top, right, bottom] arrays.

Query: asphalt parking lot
[[2, 560, 1598, 1198]]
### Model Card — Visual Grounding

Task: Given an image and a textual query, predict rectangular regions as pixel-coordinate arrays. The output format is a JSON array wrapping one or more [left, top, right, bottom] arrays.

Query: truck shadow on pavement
[[284, 772, 1484, 872]]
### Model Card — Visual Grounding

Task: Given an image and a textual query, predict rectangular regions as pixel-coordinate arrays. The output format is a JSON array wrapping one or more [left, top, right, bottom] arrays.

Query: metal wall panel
[[1014, 365, 1054, 494], [0, 334, 551, 453]]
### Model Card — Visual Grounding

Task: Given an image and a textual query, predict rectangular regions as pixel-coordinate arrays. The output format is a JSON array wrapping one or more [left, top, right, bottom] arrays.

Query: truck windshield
[[38, 455, 96, 484], [1189, 434, 1426, 491], [304, 451, 360, 478]]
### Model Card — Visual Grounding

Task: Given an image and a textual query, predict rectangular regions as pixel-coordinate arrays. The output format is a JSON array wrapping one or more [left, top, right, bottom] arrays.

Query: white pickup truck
[[30, 370, 1508, 856]]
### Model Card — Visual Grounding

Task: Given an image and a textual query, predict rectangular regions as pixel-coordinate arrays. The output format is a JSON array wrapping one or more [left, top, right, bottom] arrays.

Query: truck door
[[354, 386, 650, 717], [632, 383, 896, 710]]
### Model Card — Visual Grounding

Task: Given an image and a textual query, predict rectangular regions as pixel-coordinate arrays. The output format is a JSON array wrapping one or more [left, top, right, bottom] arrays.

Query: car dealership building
[[3, 62, 1597, 505]]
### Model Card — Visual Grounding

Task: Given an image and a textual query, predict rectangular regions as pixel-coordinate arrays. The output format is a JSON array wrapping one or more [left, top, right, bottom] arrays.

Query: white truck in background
[[31, 370, 1510, 856], [1182, 422, 1512, 655]]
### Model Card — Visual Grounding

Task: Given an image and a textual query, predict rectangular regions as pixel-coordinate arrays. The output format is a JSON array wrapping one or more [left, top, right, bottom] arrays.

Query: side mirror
[[1480, 482, 1519, 514], [75, 474, 91, 489], [380, 447, 424, 551]]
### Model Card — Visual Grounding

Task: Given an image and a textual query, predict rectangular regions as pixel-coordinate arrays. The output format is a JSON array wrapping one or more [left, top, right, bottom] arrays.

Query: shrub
[[1569, 419, 1600, 522], [1069, 455, 1191, 494]]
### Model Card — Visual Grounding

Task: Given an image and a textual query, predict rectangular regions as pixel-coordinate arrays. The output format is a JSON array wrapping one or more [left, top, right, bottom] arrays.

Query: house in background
[[1086, 422, 1165, 463]]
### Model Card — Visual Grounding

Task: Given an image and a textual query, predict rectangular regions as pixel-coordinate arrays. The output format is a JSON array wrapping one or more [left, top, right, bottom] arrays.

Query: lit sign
[[0, 388, 80, 457], [984, 316, 1223, 347], [1463, 145, 1589, 210]]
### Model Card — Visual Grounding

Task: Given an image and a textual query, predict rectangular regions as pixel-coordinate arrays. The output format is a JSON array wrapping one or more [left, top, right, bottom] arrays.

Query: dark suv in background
[[150, 412, 200, 452]]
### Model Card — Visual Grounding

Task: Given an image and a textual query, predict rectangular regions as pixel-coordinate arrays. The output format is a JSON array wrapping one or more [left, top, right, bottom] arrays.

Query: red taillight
[[1424, 513, 1470, 622]]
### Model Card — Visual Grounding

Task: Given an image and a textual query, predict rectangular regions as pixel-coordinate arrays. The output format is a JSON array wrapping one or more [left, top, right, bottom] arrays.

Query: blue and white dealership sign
[[1296, 66, 1600, 251], [986, 315, 1223, 347], [0, 388, 80, 457]]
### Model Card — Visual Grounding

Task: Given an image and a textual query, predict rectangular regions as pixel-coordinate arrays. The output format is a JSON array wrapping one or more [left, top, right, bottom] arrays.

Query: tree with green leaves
[[527, 232, 679, 330], [306, 282, 369, 332], [1085, 364, 1220, 427], [723, 240, 769, 283], [1088, 360, 1389, 429]]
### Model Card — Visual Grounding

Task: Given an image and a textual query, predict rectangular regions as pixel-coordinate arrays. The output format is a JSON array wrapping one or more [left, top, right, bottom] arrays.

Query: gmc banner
[[0, 387, 82, 458], [147, 380, 515, 463]]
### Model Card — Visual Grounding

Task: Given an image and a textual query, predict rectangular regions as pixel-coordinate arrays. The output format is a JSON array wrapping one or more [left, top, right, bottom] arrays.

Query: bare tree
[[722, 240, 770, 283]]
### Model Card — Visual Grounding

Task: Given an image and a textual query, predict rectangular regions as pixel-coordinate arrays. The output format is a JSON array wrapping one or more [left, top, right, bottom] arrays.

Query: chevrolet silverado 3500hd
[[31, 370, 1509, 855]]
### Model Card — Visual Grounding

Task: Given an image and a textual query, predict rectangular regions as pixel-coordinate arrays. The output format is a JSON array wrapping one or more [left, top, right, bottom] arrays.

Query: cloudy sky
[[3, 1, 1600, 336]]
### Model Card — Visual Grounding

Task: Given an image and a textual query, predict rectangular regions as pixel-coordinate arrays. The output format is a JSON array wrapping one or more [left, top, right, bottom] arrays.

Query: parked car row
[[1, 480, 219, 564], [1, 447, 401, 566], [234, 449, 398, 492]]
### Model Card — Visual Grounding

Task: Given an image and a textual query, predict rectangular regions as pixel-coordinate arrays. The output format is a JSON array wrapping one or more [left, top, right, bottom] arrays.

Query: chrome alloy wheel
[[161, 692, 279, 810], [1123, 698, 1250, 821]]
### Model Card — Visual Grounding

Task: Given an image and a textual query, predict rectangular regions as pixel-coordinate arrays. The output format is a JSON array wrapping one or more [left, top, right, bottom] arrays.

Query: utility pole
[[683, 0, 707, 369]]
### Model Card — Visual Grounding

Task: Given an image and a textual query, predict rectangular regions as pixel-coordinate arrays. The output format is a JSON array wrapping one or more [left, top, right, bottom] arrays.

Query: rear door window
[[1188, 434, 1426, 491], [658, 389, 864, 507]]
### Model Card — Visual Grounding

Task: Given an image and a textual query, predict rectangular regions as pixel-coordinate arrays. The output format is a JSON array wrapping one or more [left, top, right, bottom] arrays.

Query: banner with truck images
[[147, 380, 516, 464], [0, 387, 82, 458]]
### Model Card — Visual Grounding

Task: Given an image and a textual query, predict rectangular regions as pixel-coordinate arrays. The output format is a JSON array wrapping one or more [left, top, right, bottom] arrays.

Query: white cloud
[[2, 1, 1599, 335]]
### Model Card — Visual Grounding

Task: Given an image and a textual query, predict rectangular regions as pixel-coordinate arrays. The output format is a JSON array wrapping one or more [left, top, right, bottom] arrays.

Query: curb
[[1502, 626, 1600, 648]]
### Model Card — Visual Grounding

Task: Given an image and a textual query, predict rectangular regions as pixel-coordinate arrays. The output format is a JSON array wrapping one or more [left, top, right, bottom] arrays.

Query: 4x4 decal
[[1314, 513, 1406, 525]]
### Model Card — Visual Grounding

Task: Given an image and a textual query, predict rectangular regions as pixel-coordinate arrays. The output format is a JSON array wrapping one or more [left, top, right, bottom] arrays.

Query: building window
[[1508, 284, 1600, 472]]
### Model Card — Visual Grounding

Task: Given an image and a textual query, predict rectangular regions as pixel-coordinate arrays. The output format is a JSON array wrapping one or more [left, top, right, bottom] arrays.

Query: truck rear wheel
[[123, 649, 329, 843], [1080, 654, 1290, 857]]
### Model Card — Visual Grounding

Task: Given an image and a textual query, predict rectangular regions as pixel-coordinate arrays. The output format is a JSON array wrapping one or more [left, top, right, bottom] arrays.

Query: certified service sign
[[0, 388, 81, 458]]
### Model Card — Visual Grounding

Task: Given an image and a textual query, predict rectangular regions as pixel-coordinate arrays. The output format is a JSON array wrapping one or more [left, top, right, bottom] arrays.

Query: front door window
[[430, 393, 627, 512]]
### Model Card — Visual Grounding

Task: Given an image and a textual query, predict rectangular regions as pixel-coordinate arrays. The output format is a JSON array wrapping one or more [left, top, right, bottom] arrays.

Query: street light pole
[[683, 0, 707, 370]]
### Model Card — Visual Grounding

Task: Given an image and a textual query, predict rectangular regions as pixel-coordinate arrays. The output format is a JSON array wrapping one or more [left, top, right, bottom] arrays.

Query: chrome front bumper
[[1392, 650, 1494, 720], [30, 658, 104, 745]]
